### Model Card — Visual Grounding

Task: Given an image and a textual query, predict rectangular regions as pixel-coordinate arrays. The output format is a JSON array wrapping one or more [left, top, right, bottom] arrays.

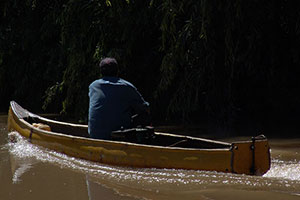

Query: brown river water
[[0, 115, 300, 200]]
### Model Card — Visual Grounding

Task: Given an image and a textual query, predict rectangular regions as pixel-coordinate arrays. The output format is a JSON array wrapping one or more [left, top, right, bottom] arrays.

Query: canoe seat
[[33, 123, 51, 131], [111, 126, 155, 144], [169, 139, 188, 147]]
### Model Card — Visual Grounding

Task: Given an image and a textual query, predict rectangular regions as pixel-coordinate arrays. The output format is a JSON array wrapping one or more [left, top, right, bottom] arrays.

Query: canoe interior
[[11, 101, 231, 150]]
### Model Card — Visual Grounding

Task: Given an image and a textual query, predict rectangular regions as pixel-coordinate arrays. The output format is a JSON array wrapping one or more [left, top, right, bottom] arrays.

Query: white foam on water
[[6, 131, 300, 194], [264, 159, 300, 181]]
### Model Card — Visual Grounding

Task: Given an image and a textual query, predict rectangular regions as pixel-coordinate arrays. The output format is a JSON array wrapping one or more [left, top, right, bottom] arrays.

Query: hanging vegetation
[[1, 0, 300, 135]]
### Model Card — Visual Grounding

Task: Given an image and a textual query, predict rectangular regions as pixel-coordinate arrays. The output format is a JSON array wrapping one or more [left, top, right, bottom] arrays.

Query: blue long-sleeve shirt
[[88, 77, 149, 139]]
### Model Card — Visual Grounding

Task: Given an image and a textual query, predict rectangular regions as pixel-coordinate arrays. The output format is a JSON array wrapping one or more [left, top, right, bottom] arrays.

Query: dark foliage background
[[1, 0, 300, 136]]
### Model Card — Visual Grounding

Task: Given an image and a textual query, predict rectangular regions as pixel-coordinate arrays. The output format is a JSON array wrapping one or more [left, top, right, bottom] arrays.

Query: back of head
[[99, 57, 118, 77]]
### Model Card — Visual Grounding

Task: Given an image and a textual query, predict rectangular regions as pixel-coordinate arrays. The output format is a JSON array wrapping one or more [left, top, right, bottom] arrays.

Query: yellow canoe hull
[[7, 101, 270, 175]]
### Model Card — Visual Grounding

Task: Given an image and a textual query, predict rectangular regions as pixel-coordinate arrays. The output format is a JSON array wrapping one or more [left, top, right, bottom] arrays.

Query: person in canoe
[[88, 57, 150, 140]]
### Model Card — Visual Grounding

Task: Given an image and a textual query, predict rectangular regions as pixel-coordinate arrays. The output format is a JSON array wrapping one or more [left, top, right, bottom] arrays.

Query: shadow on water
[[1, 114, 300, 200]]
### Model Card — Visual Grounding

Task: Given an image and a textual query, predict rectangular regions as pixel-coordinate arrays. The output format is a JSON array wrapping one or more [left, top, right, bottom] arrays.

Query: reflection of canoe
[[7, 101, 270, 175]]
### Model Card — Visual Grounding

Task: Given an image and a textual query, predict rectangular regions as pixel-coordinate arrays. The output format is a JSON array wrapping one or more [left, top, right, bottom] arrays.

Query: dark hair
[[99, 57, 118, 76]]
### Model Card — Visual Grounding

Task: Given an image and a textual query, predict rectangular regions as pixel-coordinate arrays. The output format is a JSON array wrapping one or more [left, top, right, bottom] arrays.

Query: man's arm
[[130, 86, 149, 114]]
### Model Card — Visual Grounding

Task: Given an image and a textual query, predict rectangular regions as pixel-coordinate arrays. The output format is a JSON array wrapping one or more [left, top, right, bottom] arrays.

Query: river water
[[0, 115, 300, 200]]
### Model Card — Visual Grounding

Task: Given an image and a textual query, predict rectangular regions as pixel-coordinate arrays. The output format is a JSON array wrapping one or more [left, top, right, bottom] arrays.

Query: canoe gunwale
[[9, 101, 232, 150], [17, 117, 232, 152]]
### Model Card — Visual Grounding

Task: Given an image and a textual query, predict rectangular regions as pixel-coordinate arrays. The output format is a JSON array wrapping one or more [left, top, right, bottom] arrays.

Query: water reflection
[[6, 131, 300, 200], [86, 175, 141, 200], [8, 132, 38, 184], [11, 156, 34, 184]]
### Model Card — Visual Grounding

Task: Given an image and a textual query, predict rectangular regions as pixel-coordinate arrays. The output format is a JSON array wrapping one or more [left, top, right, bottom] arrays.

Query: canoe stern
[[231, 136, 270, 175]]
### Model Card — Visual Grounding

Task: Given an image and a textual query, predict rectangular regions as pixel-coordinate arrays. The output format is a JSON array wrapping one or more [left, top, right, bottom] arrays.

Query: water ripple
[[7, 132, 300, 195]]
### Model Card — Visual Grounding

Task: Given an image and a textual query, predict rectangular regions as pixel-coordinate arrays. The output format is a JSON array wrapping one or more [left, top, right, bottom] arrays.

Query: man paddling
[[88, 57, 149, 139]]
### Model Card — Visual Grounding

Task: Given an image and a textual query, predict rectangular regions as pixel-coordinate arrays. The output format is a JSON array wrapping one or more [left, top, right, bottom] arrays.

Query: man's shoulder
[[89, 78, 114, 86], [89, 79, 101, 88], [118, 78, 136, 88], [89, 77, 136, 89]]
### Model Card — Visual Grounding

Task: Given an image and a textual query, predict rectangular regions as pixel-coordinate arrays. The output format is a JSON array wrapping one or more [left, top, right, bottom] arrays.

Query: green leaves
[[1, 0, 300, 134], [106, 0, 112, 7]]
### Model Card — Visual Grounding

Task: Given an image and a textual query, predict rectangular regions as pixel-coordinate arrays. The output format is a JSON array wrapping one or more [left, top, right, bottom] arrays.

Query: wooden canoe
[[7, 101, 270, 175]]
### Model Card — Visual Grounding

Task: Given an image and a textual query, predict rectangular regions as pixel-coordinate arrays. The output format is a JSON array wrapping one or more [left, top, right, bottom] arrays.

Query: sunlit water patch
[[264, 159, 300, 181], [7, 132, 300, 197]]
